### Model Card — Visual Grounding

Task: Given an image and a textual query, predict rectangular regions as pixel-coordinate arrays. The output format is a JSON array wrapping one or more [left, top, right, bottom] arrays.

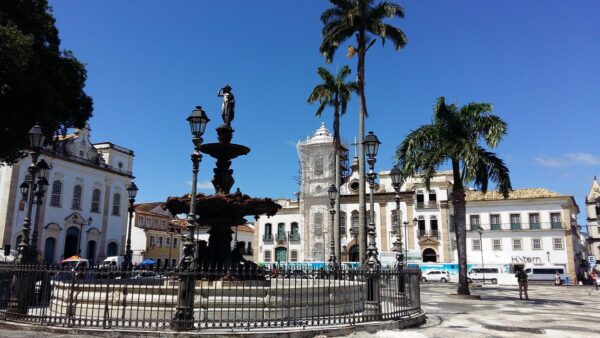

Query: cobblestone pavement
[[350, 283, 600, 338]]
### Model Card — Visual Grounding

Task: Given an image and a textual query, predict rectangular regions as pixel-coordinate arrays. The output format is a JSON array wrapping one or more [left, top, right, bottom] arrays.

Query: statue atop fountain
[[165, 86, 280, 272]]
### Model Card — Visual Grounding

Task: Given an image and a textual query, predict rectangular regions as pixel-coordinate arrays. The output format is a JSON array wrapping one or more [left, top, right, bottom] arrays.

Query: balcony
[[276, 232, 287, 243], [416, 201, 438, 209], [417, 229, 439, 239], [263, 233, 273, 241], [289, 232, 300, 241], [430, 229, 440, 239], [469, 222, 566, 232]]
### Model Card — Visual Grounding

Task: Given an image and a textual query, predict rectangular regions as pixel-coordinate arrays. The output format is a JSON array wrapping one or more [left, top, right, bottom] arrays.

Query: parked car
[[467, 267, 500, 284], [421, 270, 450, 283], [101, 256, 124, 268]]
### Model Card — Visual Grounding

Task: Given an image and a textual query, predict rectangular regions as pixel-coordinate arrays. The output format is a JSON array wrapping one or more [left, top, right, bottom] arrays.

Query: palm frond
[[465, 146, 512, 198]]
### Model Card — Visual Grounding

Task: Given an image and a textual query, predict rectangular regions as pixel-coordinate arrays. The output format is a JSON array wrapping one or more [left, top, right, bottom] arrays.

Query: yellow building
[[130, 203, 184, 267]]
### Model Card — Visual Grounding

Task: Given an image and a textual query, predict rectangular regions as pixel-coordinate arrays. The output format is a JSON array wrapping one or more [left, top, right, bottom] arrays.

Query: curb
[[0, 312, 427, 338]]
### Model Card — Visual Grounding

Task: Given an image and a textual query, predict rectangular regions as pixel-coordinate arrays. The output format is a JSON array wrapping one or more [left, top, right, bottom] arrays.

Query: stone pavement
[[0, 283, 598, 337], [350, 282, 600, 338]]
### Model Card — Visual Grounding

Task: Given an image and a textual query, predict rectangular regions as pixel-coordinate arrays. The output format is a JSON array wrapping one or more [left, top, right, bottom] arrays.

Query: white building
[[254, 123, 584, 280], [0, 125, 134, 265], [585, 177, 600, 266]]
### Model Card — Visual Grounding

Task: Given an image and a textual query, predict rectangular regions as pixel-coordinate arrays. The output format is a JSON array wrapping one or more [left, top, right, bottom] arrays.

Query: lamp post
[[328, 184, 338, 269], [477, 225, 485, 285], [9, 124, 47, 315], [31, 159, 50, 261], [173, 106, 209, 330], [363, 131, 381, 269], [15, 124, 47, 264], [123, 182, 138, 270], [390, 166, 404, 293]]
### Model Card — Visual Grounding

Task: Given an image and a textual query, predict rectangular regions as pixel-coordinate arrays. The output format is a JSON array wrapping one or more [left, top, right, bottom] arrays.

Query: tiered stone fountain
[[164, 86, 280, 269]]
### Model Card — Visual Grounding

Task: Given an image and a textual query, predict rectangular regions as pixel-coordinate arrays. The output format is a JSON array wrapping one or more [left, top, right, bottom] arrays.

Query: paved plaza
[[0, 283, 599, 337], [352, 283, 600, 338]]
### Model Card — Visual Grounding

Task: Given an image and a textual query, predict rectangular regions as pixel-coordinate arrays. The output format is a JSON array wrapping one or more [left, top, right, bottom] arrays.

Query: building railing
[[276, 232, 287, 242], [416, 229, 439, 239], [468, 222, 566, 231], [0, 264, 421, 332], [263, 233, 273, 241], [415, 201, 438, 209], [289, 232, 300, 241]]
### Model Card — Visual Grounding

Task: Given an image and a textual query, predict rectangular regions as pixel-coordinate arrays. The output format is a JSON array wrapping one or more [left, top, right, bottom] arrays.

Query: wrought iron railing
[[289, 233, 300, 241], [0, 264, 421, 332], [416, 201, 438, 209], [263, 233, 273, 241]]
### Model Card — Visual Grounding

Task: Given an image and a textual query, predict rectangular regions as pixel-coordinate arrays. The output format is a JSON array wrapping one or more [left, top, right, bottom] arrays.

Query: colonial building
[[254, 123, 584, 280], [585, 177, 600, 264], [0, 125, 134, 265], [130, 203, 185, 267]]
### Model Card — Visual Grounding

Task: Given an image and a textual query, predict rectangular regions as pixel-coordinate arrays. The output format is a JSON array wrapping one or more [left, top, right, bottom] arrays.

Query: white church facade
[[0, 125, 134, 265], [254, 123, 585, 281]]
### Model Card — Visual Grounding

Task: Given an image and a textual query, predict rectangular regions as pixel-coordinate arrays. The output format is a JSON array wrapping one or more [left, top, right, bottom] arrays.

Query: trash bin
[[565, 276, 570, 285]]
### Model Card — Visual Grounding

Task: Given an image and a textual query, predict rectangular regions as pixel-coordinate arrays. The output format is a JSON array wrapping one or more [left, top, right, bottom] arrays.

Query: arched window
[[313, 157, 324, 176], [107, 242, 118, 257], [264, 250, 272, 262], [290, 250, 299, 262], [112, 193, 121, 216], [428, 190, 437, 202], [290, 222, 300, 240], [430, 216, 439, 238], [417, 216, 426, 237], [91, 188, 101, 213], [339, 211, 347, 235], [50, 181, 62, 207], [416, 190, 424, 207], [313, 212, 323, 234], [72, 185, 82, 210], [350, 210, 359, 235]]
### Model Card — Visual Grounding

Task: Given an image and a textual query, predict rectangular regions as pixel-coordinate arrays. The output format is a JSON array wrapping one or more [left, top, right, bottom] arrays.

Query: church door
[[275, 247, 287, 263]]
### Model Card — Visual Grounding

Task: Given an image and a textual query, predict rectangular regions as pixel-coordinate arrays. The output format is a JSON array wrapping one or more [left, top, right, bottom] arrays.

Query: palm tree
[[307, 65, 358, 264], [320, 0, 407, 262], [395, 97, 512, 295]]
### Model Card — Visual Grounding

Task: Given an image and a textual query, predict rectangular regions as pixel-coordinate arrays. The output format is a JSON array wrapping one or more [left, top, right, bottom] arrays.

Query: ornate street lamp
[[328, 184, 338, 269], [173, 105, 209, 330], [477, 225, 485, 284], [31, 159, 50, 252], [9, 123, 49, 315], [390, 166, 405, 292], [123, 182, 138, 270], [363, 131, 381, 269]]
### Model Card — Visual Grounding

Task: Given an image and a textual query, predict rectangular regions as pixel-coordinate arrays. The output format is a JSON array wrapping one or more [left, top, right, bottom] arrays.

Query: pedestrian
[[555, 272, 562, 286], [515, 268, 530, 300], [591, 270, 598, 291]]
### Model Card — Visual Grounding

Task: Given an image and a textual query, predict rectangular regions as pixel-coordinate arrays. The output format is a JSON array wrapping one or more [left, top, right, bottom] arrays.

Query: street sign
[[588, 256, 596, 266]]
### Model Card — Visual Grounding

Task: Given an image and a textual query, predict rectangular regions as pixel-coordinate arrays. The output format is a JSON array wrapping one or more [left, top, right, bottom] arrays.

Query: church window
[[112, 193, 121, 216], [91, 188, 101, 213], [50, 181, 62, 207], [72, 185, 82, 210], [313, 157, 324, 176]]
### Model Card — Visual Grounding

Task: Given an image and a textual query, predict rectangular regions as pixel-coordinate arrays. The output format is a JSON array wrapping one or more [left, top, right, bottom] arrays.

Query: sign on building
[[588, 255, 596, 266]]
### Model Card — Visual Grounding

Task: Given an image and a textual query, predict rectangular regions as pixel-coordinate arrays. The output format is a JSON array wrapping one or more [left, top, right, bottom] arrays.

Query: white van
[[101, 256, 124, 268], [467, 267, 500, 284], [525, 266, 565, 283]]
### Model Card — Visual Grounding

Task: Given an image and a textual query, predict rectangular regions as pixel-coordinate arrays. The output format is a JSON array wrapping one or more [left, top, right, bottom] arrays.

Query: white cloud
[[185, 180, 213, 191], [534, 152, 600, 168]]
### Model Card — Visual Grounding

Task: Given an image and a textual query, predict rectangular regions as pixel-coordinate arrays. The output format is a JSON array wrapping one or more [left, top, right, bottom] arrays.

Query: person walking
[[515, 268, 530, 300], [591, 270, 598, 291]]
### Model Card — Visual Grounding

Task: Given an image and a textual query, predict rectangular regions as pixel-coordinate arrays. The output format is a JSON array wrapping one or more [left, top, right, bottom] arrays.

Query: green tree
[[307, 65, 358, 263], [320, 0, 407, 262], [395, 97, 512, 295], [0, 0, 93, 163]]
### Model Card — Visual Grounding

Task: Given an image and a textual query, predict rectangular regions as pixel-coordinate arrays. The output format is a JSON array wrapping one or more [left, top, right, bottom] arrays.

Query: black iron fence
[[0, 264, 421, 331]]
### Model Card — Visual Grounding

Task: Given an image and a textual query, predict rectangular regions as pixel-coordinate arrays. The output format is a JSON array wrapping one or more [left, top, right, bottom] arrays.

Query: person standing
[[591, 270, 598, 291], [555, 272, 562, 286], [515, 268, 530, 300]]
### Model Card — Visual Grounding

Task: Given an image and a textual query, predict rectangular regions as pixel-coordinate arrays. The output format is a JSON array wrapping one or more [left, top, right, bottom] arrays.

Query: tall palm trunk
[[452, 158, 470, 295], [334, 108, 342, 263], [357, 32, 367, 263]]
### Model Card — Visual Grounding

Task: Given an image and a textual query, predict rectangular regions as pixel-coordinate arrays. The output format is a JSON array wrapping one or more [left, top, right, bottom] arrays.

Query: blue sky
[[49, 1, 600, 226]]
